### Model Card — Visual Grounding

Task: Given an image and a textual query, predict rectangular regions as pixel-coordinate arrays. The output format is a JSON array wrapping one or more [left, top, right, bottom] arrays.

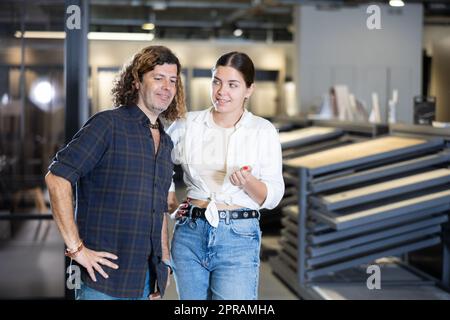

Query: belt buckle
[[188, 205, 195, 219], [224, 211, 231, 225], [188, 205, 198, 228]]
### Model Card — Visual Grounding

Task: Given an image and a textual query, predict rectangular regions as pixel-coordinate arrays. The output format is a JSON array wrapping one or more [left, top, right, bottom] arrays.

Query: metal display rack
[[274, 121, 388, 214], [270, 124, 450, 300], [270, 115, 310, 133], [282, 120, 388, 160]]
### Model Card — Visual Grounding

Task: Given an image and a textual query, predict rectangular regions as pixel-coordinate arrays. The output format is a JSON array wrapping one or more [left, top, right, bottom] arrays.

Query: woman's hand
[[170, 200, 190, 220], [229, 166, 267, 205], [229, 166, 252, 187]]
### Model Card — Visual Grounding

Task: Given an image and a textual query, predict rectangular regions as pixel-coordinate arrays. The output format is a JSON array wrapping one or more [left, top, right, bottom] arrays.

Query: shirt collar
[[125, 104, 164, 132], [196, 106, 253, 129], [126, 104, 149, 122]]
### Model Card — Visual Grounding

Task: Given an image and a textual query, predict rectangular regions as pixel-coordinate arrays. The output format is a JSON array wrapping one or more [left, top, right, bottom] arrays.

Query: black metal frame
[[63, 0, 89, 300], [271, 125, 450, 299]]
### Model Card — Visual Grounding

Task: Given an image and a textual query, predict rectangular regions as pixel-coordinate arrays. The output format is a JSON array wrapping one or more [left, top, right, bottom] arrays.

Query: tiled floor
[[0, 219, 298, 300], [3, 217, 450, 300], [0, 220, 65, 299]]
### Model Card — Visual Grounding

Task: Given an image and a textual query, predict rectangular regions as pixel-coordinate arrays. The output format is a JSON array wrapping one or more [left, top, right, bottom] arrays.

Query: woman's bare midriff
[[190, 198, 245, 210]]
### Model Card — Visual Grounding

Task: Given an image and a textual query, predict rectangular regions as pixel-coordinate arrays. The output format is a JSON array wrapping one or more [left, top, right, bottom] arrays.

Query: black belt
[[189, 206, 259, 220]]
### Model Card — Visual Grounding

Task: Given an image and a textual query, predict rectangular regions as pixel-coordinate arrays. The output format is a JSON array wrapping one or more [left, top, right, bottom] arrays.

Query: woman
[[166, 52, 284, 300]]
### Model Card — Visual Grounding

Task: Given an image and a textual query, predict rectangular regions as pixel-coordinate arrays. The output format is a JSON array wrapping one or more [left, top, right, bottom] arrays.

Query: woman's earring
[[242, 97, 248, 109]]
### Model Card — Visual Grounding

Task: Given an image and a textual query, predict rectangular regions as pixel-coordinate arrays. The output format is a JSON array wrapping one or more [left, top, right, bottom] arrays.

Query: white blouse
[[166, 107, 285, 227], [191, 112, 235, 195]]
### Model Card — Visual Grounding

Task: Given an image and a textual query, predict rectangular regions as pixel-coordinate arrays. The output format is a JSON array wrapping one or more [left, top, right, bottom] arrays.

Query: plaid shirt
[[48, 105, 173, 298]]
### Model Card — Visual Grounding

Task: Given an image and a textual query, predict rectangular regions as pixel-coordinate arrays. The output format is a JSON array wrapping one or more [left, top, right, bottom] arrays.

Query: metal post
[[297, 167, 308, 286], [18, 3, 26, 180], [64, 0, 89, 142], [64, 0, 89, 300], [443, 220, 450, 288]]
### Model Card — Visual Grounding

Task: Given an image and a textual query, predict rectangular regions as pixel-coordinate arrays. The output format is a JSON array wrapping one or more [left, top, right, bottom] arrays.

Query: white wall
[[430, 37, 450, 122], [424, 26, 450, 122], [89, 40, 293, 116], [424, 25, 450, 56], [294, 4, 423, 123]]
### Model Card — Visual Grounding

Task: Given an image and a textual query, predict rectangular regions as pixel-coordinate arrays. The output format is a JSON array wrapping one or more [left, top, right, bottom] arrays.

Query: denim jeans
[[75, 268, 151, 300], [171, 210, 262, 300]]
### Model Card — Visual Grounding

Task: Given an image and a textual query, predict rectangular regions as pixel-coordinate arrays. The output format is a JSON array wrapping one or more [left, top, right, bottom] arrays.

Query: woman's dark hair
[[213, 51, 255, 88]]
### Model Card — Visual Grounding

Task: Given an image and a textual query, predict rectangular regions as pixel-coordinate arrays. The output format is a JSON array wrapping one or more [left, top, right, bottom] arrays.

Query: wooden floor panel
[[284, 136, 426, 169]]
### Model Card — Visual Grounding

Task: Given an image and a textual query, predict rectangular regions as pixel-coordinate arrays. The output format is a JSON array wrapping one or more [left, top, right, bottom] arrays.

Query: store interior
[[1, 0, 450, 300]]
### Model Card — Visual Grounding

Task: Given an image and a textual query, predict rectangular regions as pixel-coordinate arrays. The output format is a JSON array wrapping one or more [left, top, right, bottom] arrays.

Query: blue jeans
[[171, 210, 262, 300], [75, 269, 151, 300]]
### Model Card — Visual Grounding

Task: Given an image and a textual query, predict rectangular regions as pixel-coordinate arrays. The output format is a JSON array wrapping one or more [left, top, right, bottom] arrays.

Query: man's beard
[[146, 103, 168, 116]]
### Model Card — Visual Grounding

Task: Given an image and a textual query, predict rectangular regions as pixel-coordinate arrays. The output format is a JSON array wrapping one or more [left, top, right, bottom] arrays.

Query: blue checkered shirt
[[48, 105, 173, 298]]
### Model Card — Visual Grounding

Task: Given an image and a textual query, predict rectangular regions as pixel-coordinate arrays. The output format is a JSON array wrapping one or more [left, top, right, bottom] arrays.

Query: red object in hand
[[242, 166, 250, 171]]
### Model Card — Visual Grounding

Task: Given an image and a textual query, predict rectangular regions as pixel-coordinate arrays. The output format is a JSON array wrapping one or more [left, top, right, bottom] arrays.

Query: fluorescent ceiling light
[[15, 31, 65, 39], [389, 0, 405, 7], [88, 32, 155, 41], [152, 1, 167, 10], [15, 31, 155, 41], [142, 23, 155, 31]]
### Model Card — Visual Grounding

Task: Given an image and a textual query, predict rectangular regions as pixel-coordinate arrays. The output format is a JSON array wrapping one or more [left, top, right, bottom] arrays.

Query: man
[[45, 46, 185, 300]]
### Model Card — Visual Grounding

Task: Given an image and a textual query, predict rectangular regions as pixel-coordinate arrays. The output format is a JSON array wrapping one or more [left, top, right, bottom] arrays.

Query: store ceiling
[[0, 0, 449, 41]]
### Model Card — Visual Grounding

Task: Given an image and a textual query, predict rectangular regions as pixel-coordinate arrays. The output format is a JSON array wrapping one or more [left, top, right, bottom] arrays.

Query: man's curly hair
[[111, 45, 186, 121]]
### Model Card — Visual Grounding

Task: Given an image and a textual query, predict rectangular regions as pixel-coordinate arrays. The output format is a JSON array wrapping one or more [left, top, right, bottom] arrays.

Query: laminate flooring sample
[[317, 169, 450, 210], [284, 136, 426, 169], [279, 127, 341, 149], [314, 189, 450, 229]]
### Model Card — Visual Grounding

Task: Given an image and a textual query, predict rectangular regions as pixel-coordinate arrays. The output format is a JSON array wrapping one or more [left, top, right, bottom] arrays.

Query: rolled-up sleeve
[[48, 112, 112, 185], [168, 180, 176, 193], [166, 119, 186, 193], [259, 124, 285, 210]]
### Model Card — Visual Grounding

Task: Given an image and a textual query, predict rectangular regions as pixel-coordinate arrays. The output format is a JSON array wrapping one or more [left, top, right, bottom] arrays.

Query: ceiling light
[[88, 32, 155, 41], [15, 31, 156, 41], [29, 79, 55, 111], [142, 23, 155, 31], [389, 0, 405, 7], [1, 93, 9, 106], [14, 31, 65, 39], [233, 28, 243, 37], [152, 1, 167, 11]]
